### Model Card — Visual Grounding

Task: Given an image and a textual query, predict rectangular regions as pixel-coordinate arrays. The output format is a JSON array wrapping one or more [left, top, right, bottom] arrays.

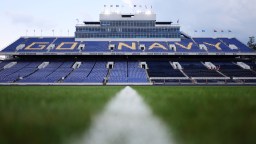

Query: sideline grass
[[136, 86, 256, 144], [0, 86, 123, 144]]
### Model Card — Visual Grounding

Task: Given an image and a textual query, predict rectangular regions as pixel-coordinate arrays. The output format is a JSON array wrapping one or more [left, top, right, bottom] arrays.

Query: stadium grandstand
[[0, 10, 256, 85]]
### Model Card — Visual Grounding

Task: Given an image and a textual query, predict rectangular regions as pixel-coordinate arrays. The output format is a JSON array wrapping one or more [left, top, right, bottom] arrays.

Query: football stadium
[[0, 10, 256, 85], [0, 3, 256, 144]]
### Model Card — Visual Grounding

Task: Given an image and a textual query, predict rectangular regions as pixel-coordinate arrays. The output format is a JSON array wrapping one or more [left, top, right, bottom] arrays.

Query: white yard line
[[71, 86, 173, 144]]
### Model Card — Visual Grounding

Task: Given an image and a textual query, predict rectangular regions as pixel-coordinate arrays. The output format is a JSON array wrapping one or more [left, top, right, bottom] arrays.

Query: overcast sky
[[0, 0, 255, 50]]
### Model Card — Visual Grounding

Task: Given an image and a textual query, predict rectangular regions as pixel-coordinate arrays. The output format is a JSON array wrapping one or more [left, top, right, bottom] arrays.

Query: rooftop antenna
[[121, 5, 125, 13], [115, 5, 120, 13], [33, 29, 35, 36], [76, 19, 80, 24], [52, 29, 55, 36], [26, 30, 28, 36], [60, 29, 63, 36], [133, 5, 136, 13], [110, 5, 113, 13], [103, 5, 106, 13], [228, 30, 232, 38]]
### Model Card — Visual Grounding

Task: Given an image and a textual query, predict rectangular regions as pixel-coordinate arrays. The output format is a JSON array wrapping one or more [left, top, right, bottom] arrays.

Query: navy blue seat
[[219, 38, 254, 52], [18, 62, 63, 83], [81, 42, 109, 52], [0, 62, 31, 82], [111, 41, 140, 52], [140, 42, 169, 52], [193, 38, 233, 52], [82, 62, 108, 83], [18, 38, 56, 52], [180, 62, 224, 78], [50, 38, 80, 52], [2, 38, 26, 52], [147, 61, 185, 77], [170, 39, 203, 53], [214, 62, 256, 77], [64, 62, 95, 83], [108, 61, 148, 83]]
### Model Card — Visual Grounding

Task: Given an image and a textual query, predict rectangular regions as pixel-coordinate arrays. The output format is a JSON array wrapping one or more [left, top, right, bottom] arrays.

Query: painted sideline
[[69, 86, 174, 144]]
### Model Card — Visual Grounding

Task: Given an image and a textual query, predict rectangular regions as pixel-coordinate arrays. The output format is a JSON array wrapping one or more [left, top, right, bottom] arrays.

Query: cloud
[[4, 11, 53, 29], [151, 0, 256, 42], [5, 12, 34, 25]]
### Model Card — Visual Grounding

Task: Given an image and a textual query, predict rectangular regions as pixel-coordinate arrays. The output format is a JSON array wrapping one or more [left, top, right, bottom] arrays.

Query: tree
[[248, 36, 256, 50]]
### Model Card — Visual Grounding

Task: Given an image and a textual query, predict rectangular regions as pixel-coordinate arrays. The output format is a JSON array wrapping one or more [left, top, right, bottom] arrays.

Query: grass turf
[[0, 86, 256, 144], [136, 86, 256, 144], [0, 86, 123, 144]]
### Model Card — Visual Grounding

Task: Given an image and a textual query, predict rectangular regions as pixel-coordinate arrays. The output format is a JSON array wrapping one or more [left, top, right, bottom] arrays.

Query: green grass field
[[0, 86, 123, 144], [0, 86, 256, 144], [137, 86, 256, 144]]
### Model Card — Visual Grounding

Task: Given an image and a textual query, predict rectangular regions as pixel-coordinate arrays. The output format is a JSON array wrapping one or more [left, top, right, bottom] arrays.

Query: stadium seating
[[18, 62, 63, 83], [219, 38, 254, 52], [147, 61, 185, 77], [0, 61, 11, 69], [108, 61, 128, 83], [0, 11, 255, 86], [0, 61, 31, 82], [108, 61, 148, 83], [64, 62, 95, 83], [1, 37, 255, 53], [50, 38, 80, 52], [1, 38, 26, 52], [18, 38, 56, 52], [245, 62, 256, 71], [193, 38, 233, 52], [0, 60, 255, 84], [213, 62, 256, 78], [83, 62, 108, 83], [140, 42, 169, 52], [127, 61, 148, 83], [81, 42, 109, 52], [169, 39, 203, 52], [110, 42, 140, 52], [180, 62, 224, 78], [62, 61, 108, 83]]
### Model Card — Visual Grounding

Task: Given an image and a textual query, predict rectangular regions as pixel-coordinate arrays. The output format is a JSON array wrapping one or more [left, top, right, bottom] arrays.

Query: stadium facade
[[0, 11, 256, 85]]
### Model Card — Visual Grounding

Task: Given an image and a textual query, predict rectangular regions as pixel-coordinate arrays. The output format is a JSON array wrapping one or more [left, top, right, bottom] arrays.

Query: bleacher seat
[[214, 62, 256, 78], [2, 38, 26, 52], [193, 38, 233, 52], [83, 62, 108, 83], [18, 38, 56, 52], [180, 62, 224, 78], [50, 38, 80, 52], [0, 60, 255, 84], [219, 38, 254, 52], [169, 39, 203, 52], [64, 61, 95, 83], [0, 62, 31, 82], [81, 42, 109, 52], [140, 42, 169, 52], [147, 61, 185, 77], [108, 61, 148, 83]]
